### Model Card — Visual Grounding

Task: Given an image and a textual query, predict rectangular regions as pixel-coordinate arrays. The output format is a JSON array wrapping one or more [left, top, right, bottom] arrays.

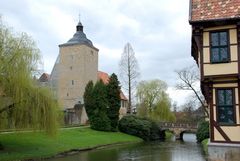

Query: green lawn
[[0, 127, 142, 161]]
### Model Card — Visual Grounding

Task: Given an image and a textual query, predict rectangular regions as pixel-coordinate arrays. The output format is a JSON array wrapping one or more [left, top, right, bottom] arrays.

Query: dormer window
[[210, 31, 229, 63]]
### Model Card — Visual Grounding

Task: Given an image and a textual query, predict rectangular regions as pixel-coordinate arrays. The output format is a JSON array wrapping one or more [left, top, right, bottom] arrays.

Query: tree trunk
[[128, 80, 131, 114], [189, 84, 209, 118], [127, 44, 132, 114]]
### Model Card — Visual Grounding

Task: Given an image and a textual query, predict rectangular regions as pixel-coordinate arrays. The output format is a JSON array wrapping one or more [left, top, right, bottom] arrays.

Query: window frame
[[209, 30, 230, 64], [215, 88, 236, 125]]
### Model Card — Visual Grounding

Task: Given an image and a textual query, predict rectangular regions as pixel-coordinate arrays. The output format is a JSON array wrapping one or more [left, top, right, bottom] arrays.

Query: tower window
[[67, 93, 69, 96], [72, 80, 74, 85], [210, 31, 229, 63], [70, 66, 73, 70]]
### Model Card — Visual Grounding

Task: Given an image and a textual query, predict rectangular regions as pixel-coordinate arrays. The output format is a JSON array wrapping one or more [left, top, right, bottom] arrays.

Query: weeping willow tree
[[149, 93, 176, 122], [137, 79, 175, 122], [0, 17, 59, 135]]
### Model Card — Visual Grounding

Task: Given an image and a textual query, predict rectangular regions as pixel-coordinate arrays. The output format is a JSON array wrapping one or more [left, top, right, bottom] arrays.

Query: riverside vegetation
[[84, 74, 121, 132], [119, 115, 165, 141], [0, 127, 142, 161]]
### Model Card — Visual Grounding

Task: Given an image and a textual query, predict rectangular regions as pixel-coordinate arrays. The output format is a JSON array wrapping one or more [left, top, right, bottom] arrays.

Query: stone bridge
[[159, 122, 198, 140]]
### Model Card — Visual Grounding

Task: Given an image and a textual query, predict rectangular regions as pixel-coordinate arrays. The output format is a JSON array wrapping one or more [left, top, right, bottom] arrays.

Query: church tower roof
[[59, 20, 94, 47]]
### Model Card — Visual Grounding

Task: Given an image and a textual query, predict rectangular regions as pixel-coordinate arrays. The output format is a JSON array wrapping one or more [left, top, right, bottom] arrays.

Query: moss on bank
[[201, 138, 209, 153], [165, 131, 174, 140], [0, 127, 142, 161]]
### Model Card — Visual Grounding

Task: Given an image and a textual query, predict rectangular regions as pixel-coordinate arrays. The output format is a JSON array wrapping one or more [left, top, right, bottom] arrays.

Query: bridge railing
[[158, 122, 198, 129]]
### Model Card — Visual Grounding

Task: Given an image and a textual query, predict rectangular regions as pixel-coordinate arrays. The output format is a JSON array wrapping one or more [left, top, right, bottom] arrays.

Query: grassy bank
[[201, 138, 209, 153], [0, 127, 142, 161]]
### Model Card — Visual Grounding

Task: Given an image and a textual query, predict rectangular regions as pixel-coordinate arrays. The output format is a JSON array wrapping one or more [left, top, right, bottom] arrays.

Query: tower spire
[[76, 14, 83, 32]]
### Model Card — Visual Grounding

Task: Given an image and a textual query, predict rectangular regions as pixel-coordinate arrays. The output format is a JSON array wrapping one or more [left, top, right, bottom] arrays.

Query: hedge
[[119, 115, 165, 141], [196, 121, 209, 143]]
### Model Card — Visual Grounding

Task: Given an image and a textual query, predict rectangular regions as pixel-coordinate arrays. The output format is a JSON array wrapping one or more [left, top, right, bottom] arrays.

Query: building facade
[[189, 0, 240, 145], [50, 21, 99, 124], [39, 20, 128, 125], [51, 21, 98, 109]]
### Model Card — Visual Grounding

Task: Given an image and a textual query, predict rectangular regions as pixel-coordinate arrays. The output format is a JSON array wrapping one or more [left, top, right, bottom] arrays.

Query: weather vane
[[78, 13, 81, 22]]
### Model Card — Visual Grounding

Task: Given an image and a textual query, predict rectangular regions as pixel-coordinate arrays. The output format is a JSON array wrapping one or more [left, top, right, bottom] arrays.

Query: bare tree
[[175, 65, 209, 117], [119, 43, 140, 114]]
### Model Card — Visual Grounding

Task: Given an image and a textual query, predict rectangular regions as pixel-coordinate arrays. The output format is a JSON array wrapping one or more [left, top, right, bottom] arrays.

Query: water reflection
[[47, 133, 206, 161]]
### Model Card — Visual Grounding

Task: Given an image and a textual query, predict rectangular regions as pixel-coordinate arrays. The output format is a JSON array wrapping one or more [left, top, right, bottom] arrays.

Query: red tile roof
[[190, 0, 240, 22], [97, 71, 109, 84], [97, 71, 128, 101], [39, 73, 50, 82]]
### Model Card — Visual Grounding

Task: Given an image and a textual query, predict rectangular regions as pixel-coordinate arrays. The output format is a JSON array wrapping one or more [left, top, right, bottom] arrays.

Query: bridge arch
[[179, 130, 196, 140], [159, 122, 198, 141]]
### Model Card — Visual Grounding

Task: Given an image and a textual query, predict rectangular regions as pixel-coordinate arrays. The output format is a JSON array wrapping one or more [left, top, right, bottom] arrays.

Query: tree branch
[[175, 66, 209, 118]]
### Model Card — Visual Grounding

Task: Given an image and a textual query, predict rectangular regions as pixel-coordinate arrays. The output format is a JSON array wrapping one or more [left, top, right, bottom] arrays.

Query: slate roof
[[190, 0, 240, 22], [59, 21, 94, 47]]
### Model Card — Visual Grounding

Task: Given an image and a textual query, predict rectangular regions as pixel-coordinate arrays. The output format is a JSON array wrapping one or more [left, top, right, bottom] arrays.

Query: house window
[[210, 31, 229, 63], [216, 89, 235, 124], [121, 100, 127, 108], [70, 66, 73, 70], [72, 80, 74, 85]]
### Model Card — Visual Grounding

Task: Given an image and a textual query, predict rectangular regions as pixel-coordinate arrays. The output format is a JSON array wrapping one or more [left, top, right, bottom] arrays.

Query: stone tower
[[50, 20, 99, 110]]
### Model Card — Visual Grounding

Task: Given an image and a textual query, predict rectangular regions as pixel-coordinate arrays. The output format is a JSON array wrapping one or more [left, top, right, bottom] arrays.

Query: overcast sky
[[0, 0, 197, 107]]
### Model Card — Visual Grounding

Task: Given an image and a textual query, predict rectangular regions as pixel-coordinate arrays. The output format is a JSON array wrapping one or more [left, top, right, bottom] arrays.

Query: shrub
[[84, 80, 112, 131], [119, 115, 164, 140], [84, 81, 94, 118], [196, 121, 209, 143], [90, 112, 111, 131], [150, 121, 165, 140], [84, 74, 122, 132], [0, 143, 3, 150], [106, 73, 121, 131]]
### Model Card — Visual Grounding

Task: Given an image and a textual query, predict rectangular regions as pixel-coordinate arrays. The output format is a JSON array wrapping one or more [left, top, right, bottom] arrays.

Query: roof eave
[[189, 17, 240, 26], [59, 43, 99, 51], [188, 0, 193, 24]]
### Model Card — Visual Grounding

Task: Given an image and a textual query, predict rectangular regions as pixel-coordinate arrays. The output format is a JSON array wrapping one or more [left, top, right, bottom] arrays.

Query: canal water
[[47, 133, 207, 161]]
